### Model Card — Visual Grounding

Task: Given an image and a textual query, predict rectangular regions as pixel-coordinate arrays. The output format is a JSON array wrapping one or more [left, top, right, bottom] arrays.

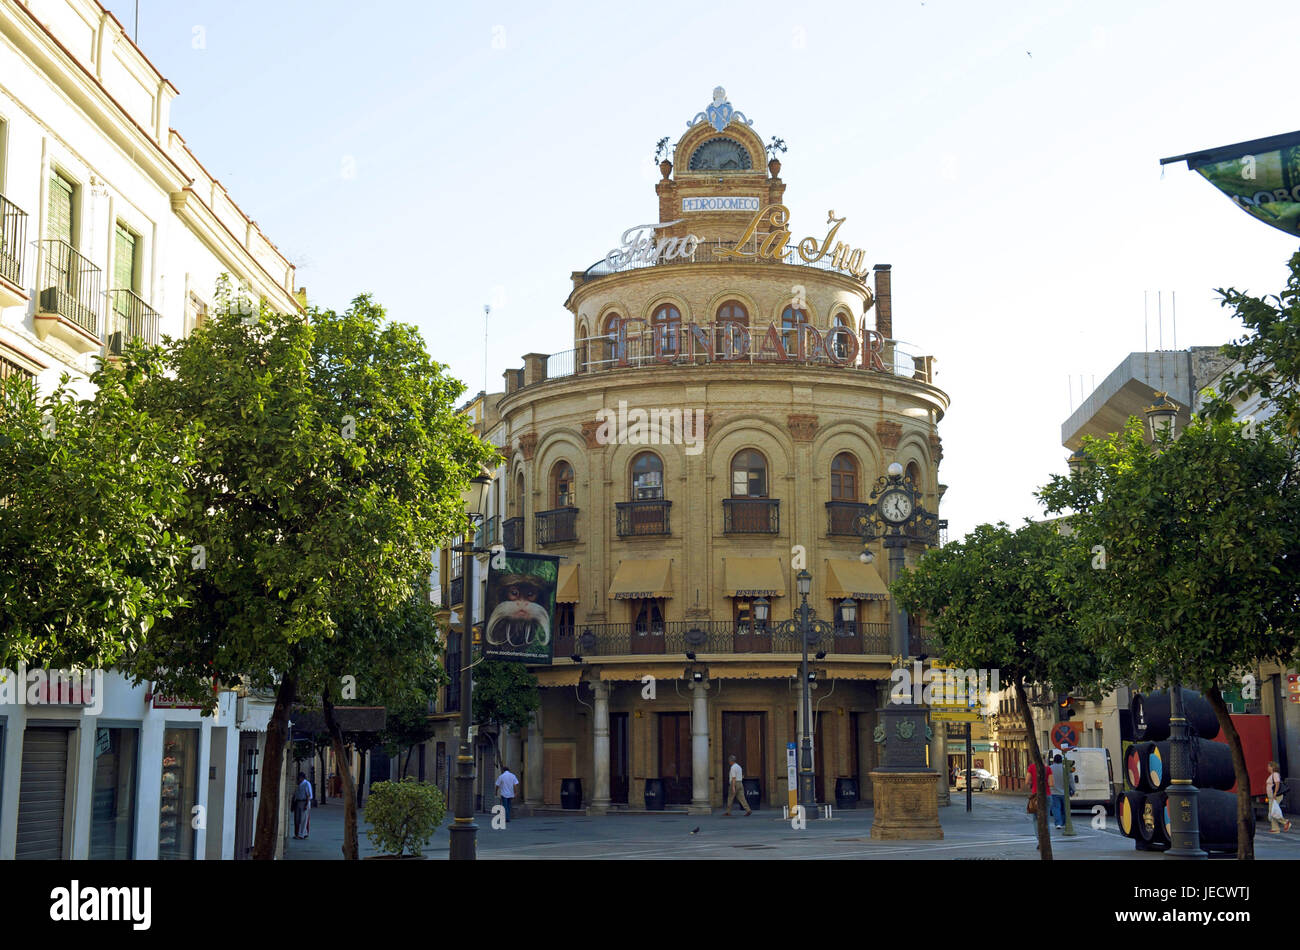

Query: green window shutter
[[113, 225, 137, 292], [47, 172, 73, 245]]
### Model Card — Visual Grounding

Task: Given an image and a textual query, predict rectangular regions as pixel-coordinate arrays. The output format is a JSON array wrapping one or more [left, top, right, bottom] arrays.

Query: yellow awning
[[608, 559, 673, 599], [532, 667, 583, 687], [824, 558, 889, 601], [709, 665, 799, 680], [819, 664, 894, 681], [556, 564, 579, 604], [598, 665, 683, 681], [723, 558, 786, 597]]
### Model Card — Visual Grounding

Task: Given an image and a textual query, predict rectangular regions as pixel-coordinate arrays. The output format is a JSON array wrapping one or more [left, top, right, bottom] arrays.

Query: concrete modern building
[[431, 89, 950, 815], [0, 0, 301, 858]]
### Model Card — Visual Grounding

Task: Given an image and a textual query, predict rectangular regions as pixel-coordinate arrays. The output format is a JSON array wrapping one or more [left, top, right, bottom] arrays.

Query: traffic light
[[1057, 693, 1076, 722]]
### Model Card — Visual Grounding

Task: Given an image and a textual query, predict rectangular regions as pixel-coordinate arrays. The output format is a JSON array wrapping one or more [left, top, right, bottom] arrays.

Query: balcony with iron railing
[[38, 239, 102, 344], [535, 507, 578, 546], [722, 497, 779, 534], [448, 575, 464, 607], [826, 500, 871, 536], [615, 499, 671, 537], [503, 516, 524, 551], [552, 620, 896, 659], [106, 289, 161, 354], [0, 193, 28, 295]]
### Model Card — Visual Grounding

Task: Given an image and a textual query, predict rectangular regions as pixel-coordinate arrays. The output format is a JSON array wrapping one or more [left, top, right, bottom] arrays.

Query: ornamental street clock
[[854, 463, 939, 547]]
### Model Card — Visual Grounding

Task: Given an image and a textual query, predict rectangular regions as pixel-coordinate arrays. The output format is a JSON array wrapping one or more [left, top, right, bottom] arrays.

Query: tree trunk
[[1015, 679, 1052, 860], [318, 745, 328, 805], [251, 667, 296, 860], [356, 748, 368, 808], [402, 746, 413, 779], [1205, 685, 1254, 860], [323, 688, 358, 860]]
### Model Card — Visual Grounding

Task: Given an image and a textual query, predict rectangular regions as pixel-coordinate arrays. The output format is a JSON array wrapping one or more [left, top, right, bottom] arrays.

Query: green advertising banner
[[484, 552, 559, 664], [1163, 130, 1300, 238]]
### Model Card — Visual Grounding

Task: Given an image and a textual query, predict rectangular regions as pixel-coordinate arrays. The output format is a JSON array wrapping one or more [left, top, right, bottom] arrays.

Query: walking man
[[495, 764, 519, 823], [1048, 753, 1065, 829], [292, 771, 313, 839], [724, 754, 751, 816]]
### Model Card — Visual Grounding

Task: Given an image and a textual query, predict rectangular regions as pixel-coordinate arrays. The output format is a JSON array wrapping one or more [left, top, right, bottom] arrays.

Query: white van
[[1062, 747, 1115, 814]]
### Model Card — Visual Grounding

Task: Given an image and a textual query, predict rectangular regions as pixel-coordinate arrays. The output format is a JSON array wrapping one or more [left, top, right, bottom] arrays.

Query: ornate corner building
[[442, 90, 950, 815]]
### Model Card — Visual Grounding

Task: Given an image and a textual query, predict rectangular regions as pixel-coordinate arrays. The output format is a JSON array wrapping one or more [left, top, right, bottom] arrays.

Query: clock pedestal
[[870, 703, 943, 840]]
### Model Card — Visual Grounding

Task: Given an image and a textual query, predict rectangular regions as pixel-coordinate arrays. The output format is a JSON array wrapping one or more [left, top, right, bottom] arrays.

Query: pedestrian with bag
[[1266, 761, 1291, 833]]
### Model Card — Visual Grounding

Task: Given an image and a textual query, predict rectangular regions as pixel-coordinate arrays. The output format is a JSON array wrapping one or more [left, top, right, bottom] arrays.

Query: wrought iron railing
[[0, 193, 27, 287], [535, 507, 579, 545], [550, 620, 893, 659], [826, 500, 871, 536], [615, 499, 671, 537], [448, 576, 464, 606], [722, 498, 779, 534], [106, 289, 161, 352], [39, 239, 102, 338], [503, 517, 524, 551]]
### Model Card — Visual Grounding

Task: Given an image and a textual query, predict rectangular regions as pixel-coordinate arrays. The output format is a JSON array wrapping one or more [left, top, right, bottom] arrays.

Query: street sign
[[786, 742, 797, 813], [1288, 674, 1299, 704], [931, 709, 982, 722], [1051, 721, 1081, 749]]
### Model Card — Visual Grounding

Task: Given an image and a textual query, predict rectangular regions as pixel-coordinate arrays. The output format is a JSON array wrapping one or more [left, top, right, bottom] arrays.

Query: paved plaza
[[284, 790, 1300, 860]]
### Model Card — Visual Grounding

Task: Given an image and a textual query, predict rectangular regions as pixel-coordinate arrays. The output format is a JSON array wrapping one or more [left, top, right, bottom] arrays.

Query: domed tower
[[494, 89, 948, 816]]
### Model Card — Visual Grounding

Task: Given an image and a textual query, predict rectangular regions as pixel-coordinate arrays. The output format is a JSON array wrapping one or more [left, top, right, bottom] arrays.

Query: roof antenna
[[134, 0, 139, 42], [483, 304, 490, 396], [1171, 291, 1178, 381], [1158, 291, 1165, 391]]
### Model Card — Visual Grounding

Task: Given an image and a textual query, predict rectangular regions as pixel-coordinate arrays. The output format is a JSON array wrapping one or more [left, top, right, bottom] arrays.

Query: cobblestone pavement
[[283, 790, 1300, 860]]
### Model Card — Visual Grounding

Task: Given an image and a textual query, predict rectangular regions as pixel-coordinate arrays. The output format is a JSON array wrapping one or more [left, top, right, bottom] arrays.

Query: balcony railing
[[826, 500, 871, 536], [615, 499, 671, 537], [723, 497, 779, 534], [535, 507, 578, 545], [39, 240, 102, 338], [0, 193, 28, 287], [549, 620, 893, 659], [448, 575, 464, 606], [106, 289, 161, 352], [503, 516, 524, 551]]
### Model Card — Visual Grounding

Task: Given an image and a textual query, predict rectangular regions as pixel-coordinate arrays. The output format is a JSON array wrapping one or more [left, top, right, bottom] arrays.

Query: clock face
[[879, 490, 914, 524], [687, 137, 753, 171]]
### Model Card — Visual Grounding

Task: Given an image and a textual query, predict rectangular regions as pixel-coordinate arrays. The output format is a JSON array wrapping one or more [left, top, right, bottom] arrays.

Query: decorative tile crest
[[688, 86, 753, 132]]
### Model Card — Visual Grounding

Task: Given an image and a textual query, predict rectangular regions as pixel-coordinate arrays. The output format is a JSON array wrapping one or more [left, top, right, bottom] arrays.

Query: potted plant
[[766, 136, 787, 177], [364, 778, 446, 859], [655, 136, 672, 178]]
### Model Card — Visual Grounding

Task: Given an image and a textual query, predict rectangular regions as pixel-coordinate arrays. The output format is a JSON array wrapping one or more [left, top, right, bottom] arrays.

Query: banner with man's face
[[484, 553, 559, 663]]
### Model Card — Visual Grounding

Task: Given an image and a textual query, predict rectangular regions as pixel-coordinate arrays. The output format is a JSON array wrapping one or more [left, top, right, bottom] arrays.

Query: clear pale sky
[[103, 0, 1300, 539]]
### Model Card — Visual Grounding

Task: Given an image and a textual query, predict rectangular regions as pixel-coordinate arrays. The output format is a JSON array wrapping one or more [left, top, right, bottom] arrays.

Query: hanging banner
[[484, 552, 560, 664], [1162, 130, 1300, 238]]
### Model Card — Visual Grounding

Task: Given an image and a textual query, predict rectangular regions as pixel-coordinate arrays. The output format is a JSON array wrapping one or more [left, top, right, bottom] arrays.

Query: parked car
[[955, 768, 997, 791]]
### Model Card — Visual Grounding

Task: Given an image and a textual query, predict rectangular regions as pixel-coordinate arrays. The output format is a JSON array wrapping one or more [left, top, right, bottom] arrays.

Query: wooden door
[[721, 712, 766, 805], [233, 733, 258, 860], [543, 742, 575, 806], [657, 713, 692, 805], [610, 713, 629, 804]]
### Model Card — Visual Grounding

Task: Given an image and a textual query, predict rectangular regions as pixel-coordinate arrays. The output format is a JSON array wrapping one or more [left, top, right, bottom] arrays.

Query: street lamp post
[[448, 469, 492, 862], [770, 570, 833, 819]]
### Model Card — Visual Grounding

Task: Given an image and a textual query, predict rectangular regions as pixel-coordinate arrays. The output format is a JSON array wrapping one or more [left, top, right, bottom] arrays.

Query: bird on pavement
[[690, 827, 701, 835]]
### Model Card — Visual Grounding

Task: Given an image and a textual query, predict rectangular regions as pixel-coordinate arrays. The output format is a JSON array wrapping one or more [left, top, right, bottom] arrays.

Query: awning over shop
[[708, 665, 799, 680], [823, 559, 889, 601], [819, 664, 893, 681], [597, 666, 684, 682], [607, 559, 673, 599], [533, 667, 583, 687], [556, 564, 579, 604], [723, 557, 786, 597]]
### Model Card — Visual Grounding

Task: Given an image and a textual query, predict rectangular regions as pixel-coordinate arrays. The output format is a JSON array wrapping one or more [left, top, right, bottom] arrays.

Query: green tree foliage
[[1208, 248, 1300, 437], [365, 778, 446, 857], [892, 520, 1115, 859], [122, 285, 494, 858], [1040, 416, 1300, 858], [473, 660, 541, 735], [0, 351, 196, 669]]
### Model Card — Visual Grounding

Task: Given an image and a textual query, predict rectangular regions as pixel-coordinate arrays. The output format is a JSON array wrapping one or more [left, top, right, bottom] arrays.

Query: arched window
[[514, 472, 525, 516], [906, 461, 922, 494], [601, 313, 621, 367], [715, 300, 748, 357], [831, 453, 858, 501], [651, 303, 681, 356], [552, 461, 575, 508], [631, 452, 664, 500], [830, 312, 852, 361], [731, 449, 767, 498], [780, 305, 807, 355], [577, 321, 589, 372]]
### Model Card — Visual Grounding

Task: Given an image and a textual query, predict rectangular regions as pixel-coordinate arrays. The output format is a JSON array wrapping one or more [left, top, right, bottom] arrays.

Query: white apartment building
[[0, 0, 302, 858]]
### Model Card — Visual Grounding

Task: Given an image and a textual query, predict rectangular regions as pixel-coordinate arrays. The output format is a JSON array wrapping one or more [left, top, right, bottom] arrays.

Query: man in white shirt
[[724, 755, 751, 816], [495, 765, 520, 823], [292, 771, 313, 839]]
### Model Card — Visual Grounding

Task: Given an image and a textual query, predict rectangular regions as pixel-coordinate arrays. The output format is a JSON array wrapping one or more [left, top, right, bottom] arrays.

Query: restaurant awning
[[597, 665, 684, 682], [533, 667, 583, 687], [709, 665, 799, 680], [723, 557, 786, 597], [823, 558, 889, 601], [607, 559, 673, 599], [556, 564, 579, 604], [819, 664, 893, 681]]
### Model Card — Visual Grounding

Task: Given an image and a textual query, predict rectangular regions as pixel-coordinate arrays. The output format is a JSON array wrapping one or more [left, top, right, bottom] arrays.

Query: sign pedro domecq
[[605, 204, 871, 279]]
